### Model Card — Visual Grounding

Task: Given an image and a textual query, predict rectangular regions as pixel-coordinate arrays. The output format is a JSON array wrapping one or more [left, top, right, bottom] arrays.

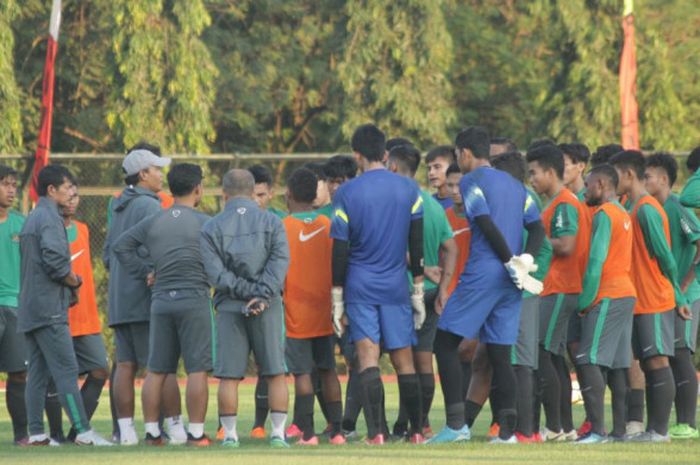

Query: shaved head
[[223, 169, 255, 198]]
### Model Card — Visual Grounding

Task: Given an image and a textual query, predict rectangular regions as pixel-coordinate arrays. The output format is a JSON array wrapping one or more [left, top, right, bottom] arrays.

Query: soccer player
[[609, 150, 689, 442], [58, 190, 110, 442], [444, 163, 471, 295], [331, 124, 426, 445], [114, 163, 213, 446], [0, 165, 28, 445], [574, 165, 636, 444], [324, 155, 358, 201], [431, 127, 544, 444], [526, 144, 588, 441], [281, 167, 345, 445], [103, 148, 183, 445], [19, 165, 111, 446], [387, 145, 458, 438], [489, 137, 518, 158], [590, 144, 623, 168], [426, 145, 457, 209], [645, 153, 700, 439], [559, 143, 590, 200], [679, 146, 700, 208], [201, 169, 290, 449], [303, 162, 333, 218], [249, 164, 287, 219]]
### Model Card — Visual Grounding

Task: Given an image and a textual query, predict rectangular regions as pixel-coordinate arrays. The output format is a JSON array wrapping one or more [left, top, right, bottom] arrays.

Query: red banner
[[619, 12, 640, 150]]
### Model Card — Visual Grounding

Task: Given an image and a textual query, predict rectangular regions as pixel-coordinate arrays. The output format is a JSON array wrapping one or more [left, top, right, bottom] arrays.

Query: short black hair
[[526, 144, 565, 180], [588, 164, 619, 189], [0, 165, 18, 181], [324, 155, 358, 180], [127, 141, 161, 156], [386, 137, 414, 152], [646, 152, 678, 187], [287, 167, 318, 204], [490, 137, 518, 152], [446, 163, 461, 177], [591, 144, 624, 167], [37, 164, 75, 197], [388, 145, 421, 176], [455, 126, 490, 159], [559, 143, 590, 165], [528, 139, 557, 151], [687, 146, 700, 173], [608, 150, 645, 180], [303, 162, 328, 181], [492, 151, 527, 183], [248, 164, 273, 185], [167, 163, 203, 197], [351, 124, 386, 162], [426, 145, 455, 164]]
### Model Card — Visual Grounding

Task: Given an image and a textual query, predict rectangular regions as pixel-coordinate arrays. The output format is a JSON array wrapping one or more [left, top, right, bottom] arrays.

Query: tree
[[0, 0, 23, 153]]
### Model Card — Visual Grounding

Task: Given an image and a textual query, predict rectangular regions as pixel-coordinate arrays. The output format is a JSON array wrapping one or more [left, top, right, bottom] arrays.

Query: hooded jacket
[[103, 186, 161, 325]]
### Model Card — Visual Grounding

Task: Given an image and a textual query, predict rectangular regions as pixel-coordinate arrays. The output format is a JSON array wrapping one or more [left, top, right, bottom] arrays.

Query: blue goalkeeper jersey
[[330, 169, 423, 305]]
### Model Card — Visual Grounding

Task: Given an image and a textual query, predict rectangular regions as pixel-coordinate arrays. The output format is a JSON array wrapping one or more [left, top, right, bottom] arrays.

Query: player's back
[[460, 166, 535, 289], [331, 169, 422, 305], [67, 220, 101, 336], [594, 202, 635, 302]]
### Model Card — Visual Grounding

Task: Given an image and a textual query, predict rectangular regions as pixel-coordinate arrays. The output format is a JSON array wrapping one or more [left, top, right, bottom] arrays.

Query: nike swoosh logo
[[299, 227, 326, 242], [453, 227, 470, 236], [71, 250, 84, 262], [623, 221, 631, 231]]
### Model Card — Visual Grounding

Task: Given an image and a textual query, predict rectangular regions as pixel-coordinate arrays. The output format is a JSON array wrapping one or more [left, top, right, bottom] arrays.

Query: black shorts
[[285, 335, 336, 375]]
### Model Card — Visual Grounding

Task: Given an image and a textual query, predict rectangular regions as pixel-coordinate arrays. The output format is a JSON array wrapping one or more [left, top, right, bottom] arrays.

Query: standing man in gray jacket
[[103, 146, 183, 445], [200, 169, 290, 448], [19, 165, 111, 446]]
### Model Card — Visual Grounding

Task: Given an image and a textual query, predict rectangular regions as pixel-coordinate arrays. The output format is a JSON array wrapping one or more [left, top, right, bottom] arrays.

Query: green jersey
[[575, 188, 586, 203], [315, 203, 334, 220], [524, 188, 552, 298], [409, 190, 453, 291], [0, 210, 25, 307], [680, 169, 700, 208], [664, 194, 700, 303], [269, 206, 288, 219]]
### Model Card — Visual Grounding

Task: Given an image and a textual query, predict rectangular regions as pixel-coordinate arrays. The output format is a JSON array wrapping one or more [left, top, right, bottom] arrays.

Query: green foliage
[[0, 0, 22, 152]]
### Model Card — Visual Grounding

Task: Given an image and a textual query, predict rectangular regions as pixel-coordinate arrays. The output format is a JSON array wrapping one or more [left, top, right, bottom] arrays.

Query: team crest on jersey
[[169, 290, 178, 298], [237, 207, 247, 215], [303, 217, 312, 224], [172, 209, 181, 218]]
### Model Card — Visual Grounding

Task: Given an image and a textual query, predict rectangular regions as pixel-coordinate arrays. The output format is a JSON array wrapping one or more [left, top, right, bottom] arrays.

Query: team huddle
[[1, 123, 699, 448]]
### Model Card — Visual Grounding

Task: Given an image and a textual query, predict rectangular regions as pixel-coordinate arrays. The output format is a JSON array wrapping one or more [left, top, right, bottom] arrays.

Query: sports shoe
[[285, 423, 302, 439], [342, 429, 359, 441], [187, 433, 212, 447], [27, 435, 53, 446], [75, 430, 114, 446], [250, 426, 266, 439], [575, 432, 607, 444], [577, 420, 592, 438], [562, 429, 578, 441], [329, 433, 346, 445], [425, 425, 471, 444], [216, 427, 224, 440], [542, 427, 565, 442], [422, 425, 434, 438], [515, 432, 536, 443], [270, 436, 290, 448], [144, 433, 165, 446], [625, 421, 644, 437], [531, 432, 543, 443], [297, 435, 319, 446], [221, 438, 239, 448], [490, 435, 517, 444], [487, 423, 500, 438], [365, 434, 385, 445], [626, 430, 670, 443], [669, 423, 700, 439], [410, 433, 425, 445]]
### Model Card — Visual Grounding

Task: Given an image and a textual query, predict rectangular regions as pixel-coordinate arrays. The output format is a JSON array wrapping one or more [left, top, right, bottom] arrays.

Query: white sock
[[188, 423, 204, 439], [270, 411, 287, 439], [220, 415, 238, 441], [118, 418, 137, 437], [166, 415, 187, 442], [144, 422, 160, 438], [29, 433, 48, 443]]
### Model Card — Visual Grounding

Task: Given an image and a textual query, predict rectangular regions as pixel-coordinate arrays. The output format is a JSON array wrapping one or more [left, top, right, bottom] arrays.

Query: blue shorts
[[438, 286, 522, 345], [346, 303, 416, 350]]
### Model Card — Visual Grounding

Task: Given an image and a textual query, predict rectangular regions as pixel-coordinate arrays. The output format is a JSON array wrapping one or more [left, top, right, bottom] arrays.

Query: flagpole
[[29, 0, 62, 202]]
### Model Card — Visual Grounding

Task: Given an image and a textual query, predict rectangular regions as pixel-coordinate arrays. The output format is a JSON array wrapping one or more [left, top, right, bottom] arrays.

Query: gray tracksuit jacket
[[200, 198, 290, 312], [17, 197, 72, 333], [103, 186, 161, 325]]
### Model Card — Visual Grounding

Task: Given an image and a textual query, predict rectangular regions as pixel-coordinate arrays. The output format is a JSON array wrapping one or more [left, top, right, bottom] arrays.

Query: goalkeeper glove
[[411, 281, 426, 330], [332, 287, 345, 337]]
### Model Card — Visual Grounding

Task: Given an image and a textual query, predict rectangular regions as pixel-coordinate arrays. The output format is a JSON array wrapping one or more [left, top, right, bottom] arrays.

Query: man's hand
[[332, 287, 345, 337], [677, 305, 692, 321], [244, 297, 269, 317], [411, 281, 426, 330], [64, 272, 83, 289], [424, 266, 442, 285], [146, 272, 156, 287], [69, 287, 79, 307]]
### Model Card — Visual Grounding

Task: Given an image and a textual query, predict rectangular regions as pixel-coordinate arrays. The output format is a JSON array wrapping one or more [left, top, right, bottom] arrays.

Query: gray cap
[[122, 149, 171, 176]]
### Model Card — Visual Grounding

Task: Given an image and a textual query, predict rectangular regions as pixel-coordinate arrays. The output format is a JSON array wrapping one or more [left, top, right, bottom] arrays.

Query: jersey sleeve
[[330, 188, 350, 242], [523, 190, 541, 225], [578, 210, 612, 310], [680, 170, 700, 208], [462, 178, 489, 221], [638, 203, 688, 307], [679, 204, 700, 243], [550, 202, 579, 238], [410, 183, 424, 221]]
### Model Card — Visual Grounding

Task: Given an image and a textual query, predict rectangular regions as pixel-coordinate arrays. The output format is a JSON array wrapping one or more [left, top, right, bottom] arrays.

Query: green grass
[[1, 381, 699, 464]]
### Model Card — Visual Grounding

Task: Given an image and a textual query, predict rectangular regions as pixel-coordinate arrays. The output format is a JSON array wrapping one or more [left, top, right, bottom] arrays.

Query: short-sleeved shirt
[[283, 212, 333, 338], [0, 211, 24, 308], [315, 204, 334, 219], [664, 194, 700, 303], [445, 207, 470, 295], [414, 191, 453, 291], [67, 220, 101, 336], [459, 166, 540, 289], [433, 193, 454, 210], [541, 188, 586, 295], [331, 169, 423, 305]]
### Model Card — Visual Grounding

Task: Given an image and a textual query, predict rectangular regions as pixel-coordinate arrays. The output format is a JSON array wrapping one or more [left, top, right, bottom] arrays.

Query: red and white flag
[[619, 0, 639, 150], [29, 0, 62, 202]]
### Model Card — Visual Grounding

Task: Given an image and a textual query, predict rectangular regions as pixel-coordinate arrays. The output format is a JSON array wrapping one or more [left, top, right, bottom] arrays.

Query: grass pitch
[[1, 381, 699, 464]]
